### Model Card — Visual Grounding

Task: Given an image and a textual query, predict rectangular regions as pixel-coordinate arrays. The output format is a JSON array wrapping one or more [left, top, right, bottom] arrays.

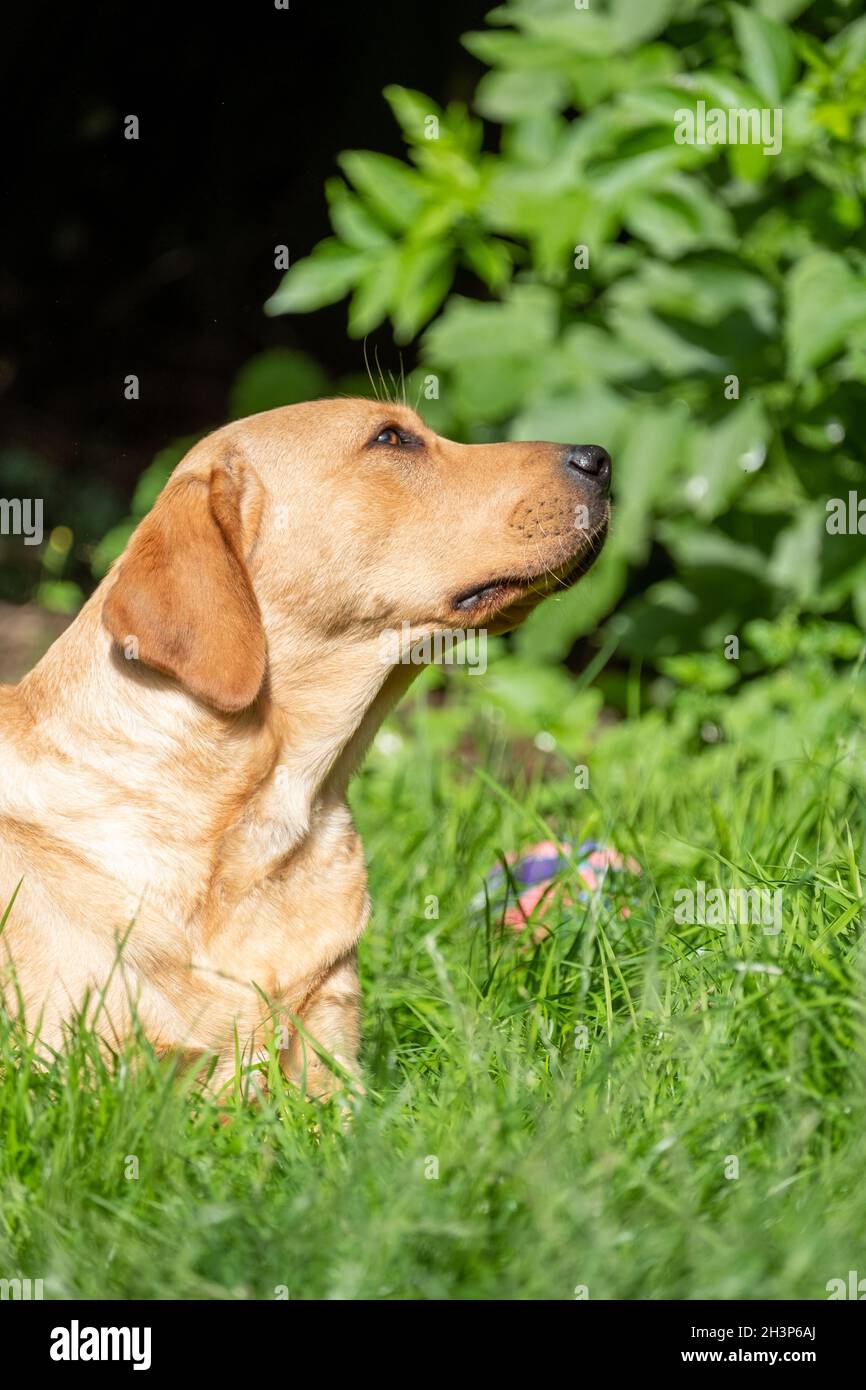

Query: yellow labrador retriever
[[0, 399, 610, 1094]]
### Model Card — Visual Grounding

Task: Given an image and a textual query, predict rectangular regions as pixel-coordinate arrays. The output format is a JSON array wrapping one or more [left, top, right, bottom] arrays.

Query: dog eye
[[374, 427, 404, 447], [368, 423, 424, 452]]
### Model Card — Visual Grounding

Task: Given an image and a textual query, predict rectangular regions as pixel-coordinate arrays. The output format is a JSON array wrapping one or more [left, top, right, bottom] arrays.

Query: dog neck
[[18, 590, 417, 899]]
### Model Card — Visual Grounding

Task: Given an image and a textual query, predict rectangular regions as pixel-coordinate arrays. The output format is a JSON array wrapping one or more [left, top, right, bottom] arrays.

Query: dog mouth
[[453, 574, 564, 612], [451, 524, 608, 615]]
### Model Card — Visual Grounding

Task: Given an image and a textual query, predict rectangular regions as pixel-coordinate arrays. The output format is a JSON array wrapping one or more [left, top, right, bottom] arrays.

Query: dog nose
[[565, 444, 611, 489]]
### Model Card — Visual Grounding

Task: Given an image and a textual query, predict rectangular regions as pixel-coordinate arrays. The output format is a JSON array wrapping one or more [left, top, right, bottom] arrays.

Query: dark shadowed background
[[0, 1, 486, 627]]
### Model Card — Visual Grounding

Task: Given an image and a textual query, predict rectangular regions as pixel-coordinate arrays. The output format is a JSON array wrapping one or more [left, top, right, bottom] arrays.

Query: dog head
[[103, 398, 610, 712]]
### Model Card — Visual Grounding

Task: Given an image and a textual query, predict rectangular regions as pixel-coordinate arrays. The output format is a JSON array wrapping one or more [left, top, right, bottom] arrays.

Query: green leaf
[[624, 175, 737, 257], [767, 505, 828, 603], [658, 521, 770, 580], [461, 234, 513, 291], [731, 4, 798, 104], [590, 142, 705, 204], [852, 569, 866, 632], [786, 253, 866, 378], [612, 405, 691, 564], [424, 286, 559, 364], [510, 385, 632, 453], [611, 258, 777, 332], [383, 86, 443, 144], [348, 251, 401, 337], [516, 0, 675, 57], [391, 243, 455, 343], [325, 179, 392, 251], [658, 652, 739, 692], [681, 400, 770, 521], [609, 308, 726, 376], [337, 151, 426, 231], [462, 29, 570, 71], [264, 240, 369, 316], [475, 68, 570, 120], [757, 0, 813, 21]]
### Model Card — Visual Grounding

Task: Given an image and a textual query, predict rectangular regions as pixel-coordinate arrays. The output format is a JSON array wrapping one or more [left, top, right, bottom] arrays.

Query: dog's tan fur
[[0, 399, 608, 1094]]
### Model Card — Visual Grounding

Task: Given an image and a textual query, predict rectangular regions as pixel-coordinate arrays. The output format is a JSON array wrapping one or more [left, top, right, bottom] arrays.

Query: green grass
[[1, 657, 865, 1300]]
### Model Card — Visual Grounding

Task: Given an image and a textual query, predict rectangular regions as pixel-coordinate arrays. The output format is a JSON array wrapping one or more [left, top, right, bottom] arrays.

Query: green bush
[[267, 0, 866, 688]]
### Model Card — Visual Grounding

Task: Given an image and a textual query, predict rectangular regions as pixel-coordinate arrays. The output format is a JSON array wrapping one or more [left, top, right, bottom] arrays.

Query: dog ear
[[103, 449, 267, 713]]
